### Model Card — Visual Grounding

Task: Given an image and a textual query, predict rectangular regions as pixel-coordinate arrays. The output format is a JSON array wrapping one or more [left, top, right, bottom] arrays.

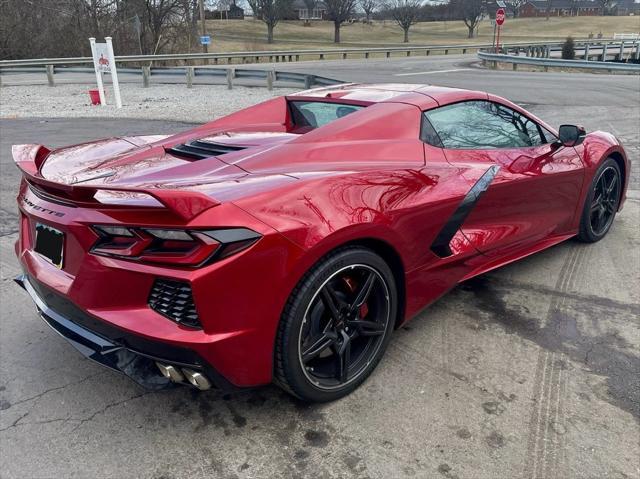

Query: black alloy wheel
[[275, 247, 397, 402], [578, 158, 622, 243]]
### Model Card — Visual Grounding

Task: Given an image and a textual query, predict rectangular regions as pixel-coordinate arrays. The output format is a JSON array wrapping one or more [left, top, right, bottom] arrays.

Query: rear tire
[[577, 157, 621, 243], [274, 247, 397, 402]]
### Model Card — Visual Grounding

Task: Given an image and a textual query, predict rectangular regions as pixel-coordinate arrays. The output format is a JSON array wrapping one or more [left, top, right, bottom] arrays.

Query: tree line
[[0, 0, 566, 60]]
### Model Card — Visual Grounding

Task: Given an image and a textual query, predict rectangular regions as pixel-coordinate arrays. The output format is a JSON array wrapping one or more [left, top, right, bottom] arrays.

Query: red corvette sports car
[[14, 84, 629, 401]]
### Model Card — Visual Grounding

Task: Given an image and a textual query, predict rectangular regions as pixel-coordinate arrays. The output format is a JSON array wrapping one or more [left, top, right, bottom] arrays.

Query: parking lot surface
[[0, 60, 638, 479]]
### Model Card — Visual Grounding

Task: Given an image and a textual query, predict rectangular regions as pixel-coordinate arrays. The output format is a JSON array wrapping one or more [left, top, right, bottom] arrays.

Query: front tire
[[577, 157, 622, 243], [274, 247, 397, 402]]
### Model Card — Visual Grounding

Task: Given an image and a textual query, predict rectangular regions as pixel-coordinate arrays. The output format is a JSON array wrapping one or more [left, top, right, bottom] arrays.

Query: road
[[0, 57, 639, 479]]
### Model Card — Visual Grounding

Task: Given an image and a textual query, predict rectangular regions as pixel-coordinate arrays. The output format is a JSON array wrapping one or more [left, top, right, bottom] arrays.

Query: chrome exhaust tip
[[156, 362, 184, 383], [182, 368, 212, 391]]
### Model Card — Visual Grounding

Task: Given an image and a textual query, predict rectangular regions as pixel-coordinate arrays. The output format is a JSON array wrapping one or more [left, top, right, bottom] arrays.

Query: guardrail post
[[618, 41, 625, 61], [406, 51, 411, 57], [288, 55, 293, 61], [304, 74, 315, 89], [444, 49, 448, 55], [386, 51, 390, 58], [601, 42, 608, 61], [365, 52, 369, 59], [214, 58, 218, 65], [226, 68, 234, 90], [512, 63, 518, 70], [635, 41, 640, 60], [426, 50, 430, 56], [142, 66, 150, 87], [462, 48, 467, 54], [266, 69, 274, 91], [186, 67, 194, 88], [584, 43, 590, 61], [46, 64, 54, 87]]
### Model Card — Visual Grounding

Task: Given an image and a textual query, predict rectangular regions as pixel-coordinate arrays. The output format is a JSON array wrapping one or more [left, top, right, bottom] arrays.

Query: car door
[[422, 100, 584, 258]]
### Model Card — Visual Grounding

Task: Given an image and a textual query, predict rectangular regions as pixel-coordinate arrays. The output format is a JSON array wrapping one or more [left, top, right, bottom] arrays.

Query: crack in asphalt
[[1, 371, 108, 411], [0, 390, 153, 433]]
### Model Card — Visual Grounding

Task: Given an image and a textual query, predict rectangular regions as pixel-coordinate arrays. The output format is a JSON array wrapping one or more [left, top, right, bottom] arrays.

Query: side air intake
[[167, 140, 246, 160]]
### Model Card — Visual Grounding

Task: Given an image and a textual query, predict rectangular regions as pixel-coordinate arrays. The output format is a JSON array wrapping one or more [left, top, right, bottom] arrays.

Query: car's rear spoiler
[[12, 144, 220, 221]]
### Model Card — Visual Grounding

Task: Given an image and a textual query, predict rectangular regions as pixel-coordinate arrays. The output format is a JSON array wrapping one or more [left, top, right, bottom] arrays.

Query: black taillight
[[91, 226, 261, 267]]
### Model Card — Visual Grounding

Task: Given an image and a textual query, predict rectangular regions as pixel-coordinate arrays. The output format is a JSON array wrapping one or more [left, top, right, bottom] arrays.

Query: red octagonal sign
[[496, 8, 506, 25]]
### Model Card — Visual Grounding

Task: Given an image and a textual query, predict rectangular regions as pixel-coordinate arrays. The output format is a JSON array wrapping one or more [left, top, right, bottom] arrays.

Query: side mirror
[[558, 124, 586, 147]]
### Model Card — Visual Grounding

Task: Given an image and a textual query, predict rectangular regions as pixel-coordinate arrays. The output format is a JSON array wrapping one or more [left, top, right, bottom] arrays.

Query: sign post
[[495, 8, 505, 53], [89, 37, 122, 108], [105, 37, 122, 108]]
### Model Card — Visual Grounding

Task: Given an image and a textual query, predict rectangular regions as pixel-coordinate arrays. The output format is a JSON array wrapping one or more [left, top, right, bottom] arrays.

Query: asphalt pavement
[[0, 58, 638, 479]]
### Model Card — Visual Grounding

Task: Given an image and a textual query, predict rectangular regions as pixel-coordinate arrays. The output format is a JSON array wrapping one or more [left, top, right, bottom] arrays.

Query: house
[[484, 0, 509, 18], [292, 0, 327, 20], [205, 2, 245, 19], [519, 0, 603, 17]]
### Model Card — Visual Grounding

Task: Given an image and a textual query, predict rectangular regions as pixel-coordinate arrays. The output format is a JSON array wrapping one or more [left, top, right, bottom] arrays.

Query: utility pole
[[198, 0, 209, 64]]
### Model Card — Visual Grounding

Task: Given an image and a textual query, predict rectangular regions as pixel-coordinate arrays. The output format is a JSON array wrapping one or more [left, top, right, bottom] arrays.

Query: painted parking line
[[394, 68, 474, 76]]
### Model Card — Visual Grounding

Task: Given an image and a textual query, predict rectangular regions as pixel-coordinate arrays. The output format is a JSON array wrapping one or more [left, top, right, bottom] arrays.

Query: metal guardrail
[[0, 38, 610, 69], [478, 50, 640, 73], [0, 64, 341, 90]]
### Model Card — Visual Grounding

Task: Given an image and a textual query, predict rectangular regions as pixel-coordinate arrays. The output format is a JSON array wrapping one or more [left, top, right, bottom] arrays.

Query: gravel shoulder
[[0, 83, 296, 123]]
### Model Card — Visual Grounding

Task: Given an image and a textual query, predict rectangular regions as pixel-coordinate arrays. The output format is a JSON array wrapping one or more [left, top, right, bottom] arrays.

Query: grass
[[202, 16, 640, 53]]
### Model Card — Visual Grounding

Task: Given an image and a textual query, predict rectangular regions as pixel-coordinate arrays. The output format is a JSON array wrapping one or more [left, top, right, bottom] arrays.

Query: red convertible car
[[14, 84, 629, 402]]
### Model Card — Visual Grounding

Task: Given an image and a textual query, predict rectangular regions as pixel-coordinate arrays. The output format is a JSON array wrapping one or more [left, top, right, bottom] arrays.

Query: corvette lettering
[[21, 196, 65, 217]]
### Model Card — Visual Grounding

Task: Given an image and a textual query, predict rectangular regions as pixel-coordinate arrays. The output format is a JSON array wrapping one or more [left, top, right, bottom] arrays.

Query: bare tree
[[506, 0, 526, 17], [387, 0, 421, 43], [545, 0, 553, 20], [246, 0, 260, 16], [325, 0, 357, 43], [0, 0, 198, 59], [453, 0, 483, 39], [597, 0, 614, 14], [252, 0, 292, 43], [359, 0, 378, 22]]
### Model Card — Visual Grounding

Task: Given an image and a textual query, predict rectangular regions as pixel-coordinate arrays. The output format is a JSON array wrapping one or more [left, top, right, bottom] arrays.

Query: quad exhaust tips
[[156, 362, 212, 391]]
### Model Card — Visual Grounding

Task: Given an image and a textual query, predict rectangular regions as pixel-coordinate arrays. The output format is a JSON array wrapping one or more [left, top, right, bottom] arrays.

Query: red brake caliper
[[342, 277, 369, 319]]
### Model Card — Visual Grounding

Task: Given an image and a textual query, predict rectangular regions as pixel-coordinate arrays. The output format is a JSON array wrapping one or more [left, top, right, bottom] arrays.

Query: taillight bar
[[90, 226, 261, 267]]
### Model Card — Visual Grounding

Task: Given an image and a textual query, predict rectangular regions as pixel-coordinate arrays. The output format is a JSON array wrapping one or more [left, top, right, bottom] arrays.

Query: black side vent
[[149, 279, 201, 329], [167, 140, 247, 160]]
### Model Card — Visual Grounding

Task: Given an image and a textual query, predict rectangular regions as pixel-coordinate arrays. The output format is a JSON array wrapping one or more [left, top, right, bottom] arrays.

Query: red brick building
[[520, 0, 603, 17]]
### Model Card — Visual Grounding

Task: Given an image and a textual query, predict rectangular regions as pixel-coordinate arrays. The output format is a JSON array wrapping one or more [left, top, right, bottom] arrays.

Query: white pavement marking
[[394, 68, 473, 76]]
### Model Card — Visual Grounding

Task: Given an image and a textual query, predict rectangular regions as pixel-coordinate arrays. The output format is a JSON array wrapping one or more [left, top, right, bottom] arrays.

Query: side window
[[423, 101, 550, 149]]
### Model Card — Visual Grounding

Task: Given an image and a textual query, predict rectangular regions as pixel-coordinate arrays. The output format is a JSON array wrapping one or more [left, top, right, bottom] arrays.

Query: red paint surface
[[13, 84, 630, 387]]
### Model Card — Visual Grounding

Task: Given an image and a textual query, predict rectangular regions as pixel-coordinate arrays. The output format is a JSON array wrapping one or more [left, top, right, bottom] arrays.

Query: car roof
[[288, 83, 489, 109]]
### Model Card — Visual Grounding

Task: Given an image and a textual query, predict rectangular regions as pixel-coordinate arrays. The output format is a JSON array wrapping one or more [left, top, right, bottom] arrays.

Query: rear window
[[289, 101, 365, 130]]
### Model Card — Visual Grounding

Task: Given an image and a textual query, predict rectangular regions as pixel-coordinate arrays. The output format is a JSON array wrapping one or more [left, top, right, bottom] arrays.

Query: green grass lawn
[[203, 16, 640, 52]]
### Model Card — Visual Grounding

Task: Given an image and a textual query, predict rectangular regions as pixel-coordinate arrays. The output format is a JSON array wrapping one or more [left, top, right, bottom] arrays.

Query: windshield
[[289, 101, 365, 130]]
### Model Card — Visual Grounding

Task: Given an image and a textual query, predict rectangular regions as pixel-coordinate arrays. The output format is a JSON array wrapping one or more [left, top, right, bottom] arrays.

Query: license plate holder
[[34, 223, 64, 269]]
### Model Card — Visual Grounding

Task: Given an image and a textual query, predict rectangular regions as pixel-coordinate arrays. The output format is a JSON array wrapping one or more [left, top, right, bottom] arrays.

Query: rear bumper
[[15, 274, 236, 391]]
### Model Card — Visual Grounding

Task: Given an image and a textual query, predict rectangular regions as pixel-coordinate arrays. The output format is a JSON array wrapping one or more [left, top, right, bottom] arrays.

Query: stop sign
[[496, 8, 506, 25]]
